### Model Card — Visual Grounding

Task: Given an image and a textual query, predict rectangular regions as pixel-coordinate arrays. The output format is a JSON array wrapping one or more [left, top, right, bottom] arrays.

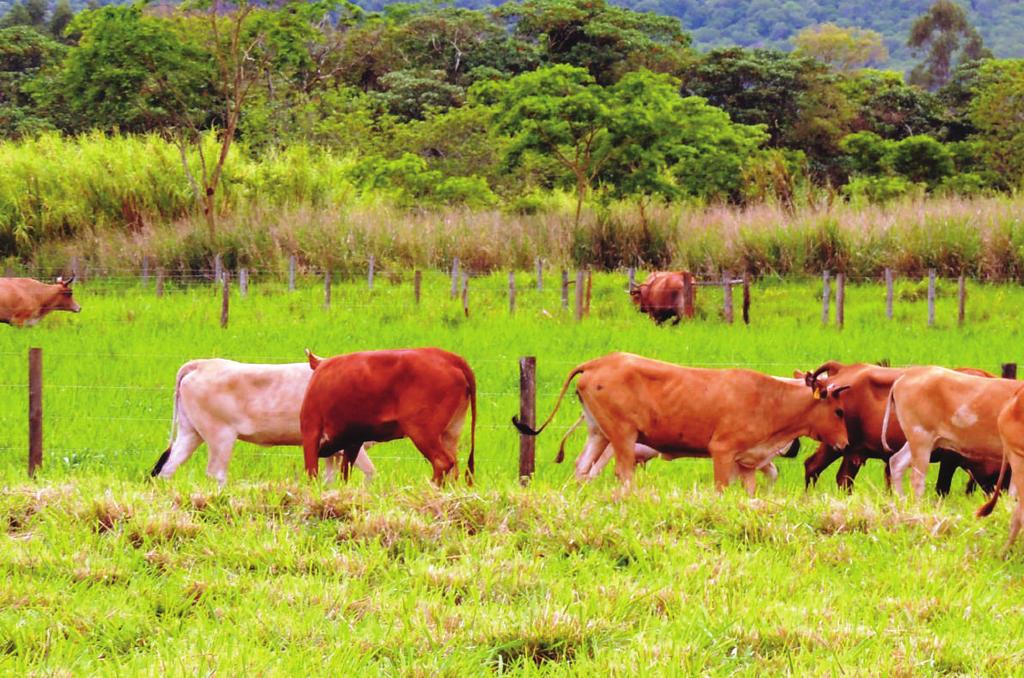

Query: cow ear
[[305, 348, 321, 370]]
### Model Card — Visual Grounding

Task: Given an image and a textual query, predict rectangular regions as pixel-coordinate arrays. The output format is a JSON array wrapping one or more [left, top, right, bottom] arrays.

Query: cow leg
[[803, 443, 841, 488], [575, 432, 610, 481], [352, 445, 376, 482], [407, 426, 457, 486], [888, 444, 913, 497], [836, 454, 865, 492], [154, 424, 204, 479], [710, 449, 738, 492], [738, 466, 758, 497], [1004, 455, 1024, 554], [204, 432, 237, 485], [935, 458, 958, 497], [605, 431, 639, 490]]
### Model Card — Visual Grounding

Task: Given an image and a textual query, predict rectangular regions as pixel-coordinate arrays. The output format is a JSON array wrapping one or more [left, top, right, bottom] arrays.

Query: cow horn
[[305, 348, 322, 370], [830, 385, 851, 399], [806, 361, 838, 389]]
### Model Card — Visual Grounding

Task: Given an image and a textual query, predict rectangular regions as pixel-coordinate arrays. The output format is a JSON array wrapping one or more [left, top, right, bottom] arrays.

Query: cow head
[[50, 276, 81, 313], [806, 369, 851, 449]]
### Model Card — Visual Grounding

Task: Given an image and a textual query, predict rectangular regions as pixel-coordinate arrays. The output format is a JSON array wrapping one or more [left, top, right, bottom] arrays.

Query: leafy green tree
[[0, 25, 64, 136], [840, 69, 943, 140], [493, 64, 614, 225], [908, 0, 991, 91], [48, 0, 73, 40], [374, 68, 464, 120], [791, 23, 888, 73], [682, 48, 853, 180], [968, 59, 1024, 188], [61, 6, 213, 134], [498, 0, 692, 85], [0, 3, 32, 28], [838, 130, 891, 174], [887, 134, 954, 187]]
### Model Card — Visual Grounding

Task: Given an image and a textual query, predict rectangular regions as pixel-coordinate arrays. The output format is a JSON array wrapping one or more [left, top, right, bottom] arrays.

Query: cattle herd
[[3, 273, 1024, 553]]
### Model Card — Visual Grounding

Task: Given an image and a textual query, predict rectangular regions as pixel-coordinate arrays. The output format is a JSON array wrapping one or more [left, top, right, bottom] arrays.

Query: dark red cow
[[629, 271, 696, 325], [300, 348, 476, 485]]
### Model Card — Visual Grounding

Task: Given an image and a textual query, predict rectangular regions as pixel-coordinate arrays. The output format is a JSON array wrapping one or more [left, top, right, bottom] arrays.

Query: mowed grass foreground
[[1, 272, 1024, 674]]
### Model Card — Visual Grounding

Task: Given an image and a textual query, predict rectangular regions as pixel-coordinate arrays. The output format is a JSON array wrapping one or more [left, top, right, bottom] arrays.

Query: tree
[[492, 64, 612, 226], [0, 25, 64, 136], [791, 23, 888, 73], [374, 68, 464, 120], [887, 134, 954, 187], [908, 0, 991, 91], [497, 0, 692, 85], [840, 69, 943, 140], [48, 0, 73, 40], [968, 59, 1024, 188]]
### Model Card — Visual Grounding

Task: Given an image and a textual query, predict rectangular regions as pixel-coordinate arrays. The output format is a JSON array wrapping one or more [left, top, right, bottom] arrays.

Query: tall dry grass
[[19, 194, 1021, 282]]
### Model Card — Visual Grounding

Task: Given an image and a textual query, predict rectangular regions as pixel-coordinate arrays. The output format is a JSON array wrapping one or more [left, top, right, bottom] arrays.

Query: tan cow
[[514, 352, 850, 493], [150, 358, 375, 484], [0, 276, 81, 325], [883, 366, 1019, 499], [976, 385, 1024, 552]]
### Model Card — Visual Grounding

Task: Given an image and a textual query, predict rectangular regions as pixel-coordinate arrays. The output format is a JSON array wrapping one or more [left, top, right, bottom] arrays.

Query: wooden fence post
[[220, 271, 230, 328], [628, 266, 636, 291], [141, 256, 150, 286], [1003, 363, 1017, 379], [239, 268, 249, 297], [288, 255, 296, 292], [450, 257, 460, 299], [509, 271, 516, 315], [742, 271, 751, 325], [836, 272, 845, 330], [414, 270, 422, 305], [323, 269, 331, 310], [155, 268, 164, 297], [821, 269, 831, 325], [575, 270, 584, 321], [461, 274, 469, 317], [70, 256, 80, 281], [958, 274, 966, 327], [28, 347, 42, 478], [214, 254, 222, 284], [885, 268, 894, 320], [927, 269, 936, 327], [722, 271, 734, 324], [584, 269, 592, 317], [561, 268, 569, 311], [683, 272, 695, 318], [518, 356, 536, 486], [368, 255, 375, 291], [536, 257, 543, 291]]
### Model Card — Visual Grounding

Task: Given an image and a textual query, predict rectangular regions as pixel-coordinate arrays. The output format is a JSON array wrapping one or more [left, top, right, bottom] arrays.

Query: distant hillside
[[4, 0, 1023, 71]]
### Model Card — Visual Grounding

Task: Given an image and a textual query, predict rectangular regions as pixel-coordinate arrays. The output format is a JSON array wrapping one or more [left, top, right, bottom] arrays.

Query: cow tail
[[512, 365, 585, 436], [881, 381, 897, 453], [152, 361, 199, 477], [556, 414, 586, 464], [467, 372, 477, 486], [976, 453, 1008, 518]]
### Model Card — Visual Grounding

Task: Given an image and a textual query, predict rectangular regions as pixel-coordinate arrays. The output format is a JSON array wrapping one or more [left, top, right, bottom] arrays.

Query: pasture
[[1, 271, 1024, 675]]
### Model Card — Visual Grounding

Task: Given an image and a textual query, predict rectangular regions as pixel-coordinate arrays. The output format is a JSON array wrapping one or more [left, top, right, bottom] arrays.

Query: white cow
[[150, 358, 375, 484]]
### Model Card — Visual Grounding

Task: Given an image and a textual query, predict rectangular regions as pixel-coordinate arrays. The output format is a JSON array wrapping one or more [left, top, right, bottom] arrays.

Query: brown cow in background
[[300, 348, 476, 485], [629, 271, 696, 325], [0, 276, 80, 326]]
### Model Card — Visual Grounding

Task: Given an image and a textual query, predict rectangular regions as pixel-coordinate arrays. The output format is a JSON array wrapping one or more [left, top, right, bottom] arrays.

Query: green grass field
[[1, 271, 1024, 675]]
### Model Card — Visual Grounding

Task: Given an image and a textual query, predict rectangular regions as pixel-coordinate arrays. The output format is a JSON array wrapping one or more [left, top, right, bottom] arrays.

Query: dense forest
[[3, 0, 1022, 70], [0, 0, 1022, 268]]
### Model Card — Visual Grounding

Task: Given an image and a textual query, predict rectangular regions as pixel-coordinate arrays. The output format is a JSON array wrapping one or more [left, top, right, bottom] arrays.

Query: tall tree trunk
[[575, 173, 587, 229]]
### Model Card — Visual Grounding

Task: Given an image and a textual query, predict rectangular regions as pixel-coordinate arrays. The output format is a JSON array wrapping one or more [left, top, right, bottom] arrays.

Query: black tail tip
[[512, 416, 539, 436], [150, 448, 171, 477]]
